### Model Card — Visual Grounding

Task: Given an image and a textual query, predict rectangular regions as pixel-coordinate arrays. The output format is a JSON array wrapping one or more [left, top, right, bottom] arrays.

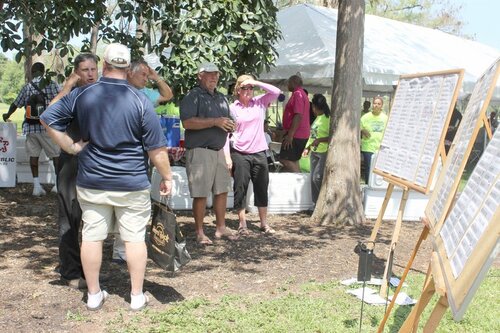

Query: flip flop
[[197, 236, 213, 246], [238, 227, 250, 236], [215, 229, 239, 241], [260, 225, 276, 234]]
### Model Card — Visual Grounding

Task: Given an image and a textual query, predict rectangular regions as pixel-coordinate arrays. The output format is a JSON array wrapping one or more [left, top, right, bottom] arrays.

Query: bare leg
[[213, 192, 229, 236], [237, 208, 247, 229], [258, 206, 275, 233], [193, 197, 209, 241], [81, 240, 103, 294], [124, 241, 147, 296], [258, 206, 268, 228], [30, 156, 39, 178]]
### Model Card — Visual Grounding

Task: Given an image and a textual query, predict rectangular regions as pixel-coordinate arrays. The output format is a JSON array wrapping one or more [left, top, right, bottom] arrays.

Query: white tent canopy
[[260, 4, 500, 100]]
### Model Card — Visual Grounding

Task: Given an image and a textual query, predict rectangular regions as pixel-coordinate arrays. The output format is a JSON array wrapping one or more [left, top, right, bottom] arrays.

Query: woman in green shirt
[[360, 96, 387, 184], [302, 94, 331, 206]]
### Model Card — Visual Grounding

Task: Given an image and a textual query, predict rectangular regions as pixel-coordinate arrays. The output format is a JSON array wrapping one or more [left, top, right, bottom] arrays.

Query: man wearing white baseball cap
[[41, 43, 173, 311], [103, 43, 131, 68], [180, 61, 238, 245]]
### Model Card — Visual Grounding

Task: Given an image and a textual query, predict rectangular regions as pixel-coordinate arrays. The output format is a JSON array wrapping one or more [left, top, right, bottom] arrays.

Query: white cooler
[[151, 166, 234, 210], [246, 172, 313, 214]]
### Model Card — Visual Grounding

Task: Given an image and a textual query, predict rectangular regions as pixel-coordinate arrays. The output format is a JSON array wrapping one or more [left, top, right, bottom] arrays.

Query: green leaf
[[60, 47, 68, 58], [15, 51, 22, 63], [240, 23, 253, 31], [210, 3, 219, 12], [192, 9, 202, 19], [254, 31, 263, 45], [6, 21, 17, 31]]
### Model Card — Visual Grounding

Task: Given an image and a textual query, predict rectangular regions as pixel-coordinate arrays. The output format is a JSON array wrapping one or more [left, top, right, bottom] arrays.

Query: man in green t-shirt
[[360, 96, 388, 184]]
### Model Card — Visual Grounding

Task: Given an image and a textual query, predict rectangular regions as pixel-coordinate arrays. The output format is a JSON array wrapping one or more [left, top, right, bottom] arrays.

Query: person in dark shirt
[[444, 107, 463, 155], [489, 111, 498, 133], [179, 62, 238, 245], [41, 43, 172, 311], [49, 53, 98, 289]]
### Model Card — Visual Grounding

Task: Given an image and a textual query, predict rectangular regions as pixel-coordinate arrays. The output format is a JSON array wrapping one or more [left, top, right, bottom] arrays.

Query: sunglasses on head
[[240, 86, 254, 91]]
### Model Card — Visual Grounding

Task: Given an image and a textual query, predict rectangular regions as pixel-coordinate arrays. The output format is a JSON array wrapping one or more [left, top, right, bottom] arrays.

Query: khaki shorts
[[25, 132, 60, 158], [185, 148, 231, 198], [77, 187, 151, 242]]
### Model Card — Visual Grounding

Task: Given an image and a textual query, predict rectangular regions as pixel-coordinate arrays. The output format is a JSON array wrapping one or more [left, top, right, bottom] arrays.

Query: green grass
[[104, 269, 499, 333], [0, 102, 24, 134], [66, 309, 90, 322]]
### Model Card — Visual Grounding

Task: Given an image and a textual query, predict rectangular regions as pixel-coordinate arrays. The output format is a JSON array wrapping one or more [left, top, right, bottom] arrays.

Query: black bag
[[25, 82, 48, 124], [148, 200, 191, 272]]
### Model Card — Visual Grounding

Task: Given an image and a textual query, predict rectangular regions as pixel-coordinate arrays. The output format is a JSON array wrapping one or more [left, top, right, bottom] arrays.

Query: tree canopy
[[0, 1, 281, 100], [366, 0, 465, 35]]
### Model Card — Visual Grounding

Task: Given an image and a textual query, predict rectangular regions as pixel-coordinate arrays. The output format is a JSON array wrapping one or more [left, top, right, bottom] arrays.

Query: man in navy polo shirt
[[41, 43, 172, 311]]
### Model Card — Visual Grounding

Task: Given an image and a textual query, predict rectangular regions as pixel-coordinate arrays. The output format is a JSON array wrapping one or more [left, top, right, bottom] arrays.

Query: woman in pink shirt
[[229, 74, 281, 235]]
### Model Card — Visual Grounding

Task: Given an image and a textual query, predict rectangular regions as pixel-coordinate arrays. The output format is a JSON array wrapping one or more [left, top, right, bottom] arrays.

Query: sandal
[[214, 229, 239, 241], [238, 227, 250, 236], [260, 225, 276, 234], [197, 236, 213, 246]]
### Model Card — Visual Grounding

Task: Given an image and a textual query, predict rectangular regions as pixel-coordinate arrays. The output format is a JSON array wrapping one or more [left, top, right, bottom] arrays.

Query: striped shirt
[[13, 76, 60, 135]]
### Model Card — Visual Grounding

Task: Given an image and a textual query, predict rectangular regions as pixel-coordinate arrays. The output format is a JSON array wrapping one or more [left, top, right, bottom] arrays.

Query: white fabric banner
[[0, 123, 17, 187]]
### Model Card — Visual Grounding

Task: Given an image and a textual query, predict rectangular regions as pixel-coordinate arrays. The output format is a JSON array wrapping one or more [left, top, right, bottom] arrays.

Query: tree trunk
[[90, 24, 99, 54], [312, 0, 365, 226], [22, 20, 32, 82], [136, 15, 146, 54]]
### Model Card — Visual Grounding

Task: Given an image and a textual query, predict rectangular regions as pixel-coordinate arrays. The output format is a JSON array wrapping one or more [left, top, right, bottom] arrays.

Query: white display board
[[0, 123, 17, 187], [374, 70, 463, 193], [434, 127, 500, 320], [426, 58, 500, 230], [440, 131, 500, 278]]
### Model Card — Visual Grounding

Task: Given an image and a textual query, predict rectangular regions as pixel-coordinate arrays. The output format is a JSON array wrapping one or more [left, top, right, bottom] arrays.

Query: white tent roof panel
[[261, 4, 500, 99]]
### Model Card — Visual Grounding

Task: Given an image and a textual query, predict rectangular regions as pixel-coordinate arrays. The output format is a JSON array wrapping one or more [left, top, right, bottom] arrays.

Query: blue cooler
[[160, 115, 181, 147]]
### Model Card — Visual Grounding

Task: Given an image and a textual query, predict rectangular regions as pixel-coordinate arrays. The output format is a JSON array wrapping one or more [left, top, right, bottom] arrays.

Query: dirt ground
[[0, 183, 435, 333]]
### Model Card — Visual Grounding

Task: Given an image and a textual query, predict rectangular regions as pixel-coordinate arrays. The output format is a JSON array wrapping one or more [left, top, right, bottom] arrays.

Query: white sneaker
[[130, 292, 149, 311], [32, 187, 46, 196], [51, 185, 57, 194], [87, 290, 109, 311]]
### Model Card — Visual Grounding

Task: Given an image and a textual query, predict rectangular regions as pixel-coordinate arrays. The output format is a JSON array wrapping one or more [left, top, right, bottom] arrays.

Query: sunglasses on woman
[[240, 86, 254, 91]]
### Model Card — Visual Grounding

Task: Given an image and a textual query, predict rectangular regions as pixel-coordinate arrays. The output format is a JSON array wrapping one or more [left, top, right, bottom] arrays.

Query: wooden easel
[[379, 185, 410, 297], [376, 225, 429, 332], [377, 59, 500, 332], [368, 182, 395, 243], [365, 69, 465, 301], [397, 252, 449, 333]]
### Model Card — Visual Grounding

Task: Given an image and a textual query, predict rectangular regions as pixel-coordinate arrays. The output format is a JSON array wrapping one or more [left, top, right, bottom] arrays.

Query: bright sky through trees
[[455, 0, 500, 50]]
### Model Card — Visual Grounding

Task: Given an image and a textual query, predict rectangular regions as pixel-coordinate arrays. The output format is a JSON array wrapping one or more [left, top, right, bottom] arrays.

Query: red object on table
[[167, 147, 186, 162]]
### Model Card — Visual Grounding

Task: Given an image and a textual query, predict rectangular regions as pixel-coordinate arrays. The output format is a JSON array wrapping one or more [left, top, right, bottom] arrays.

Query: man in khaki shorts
[[3, 62, 60, 196], [41, 44, 173, 311], [180, 62, 238, 245]]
